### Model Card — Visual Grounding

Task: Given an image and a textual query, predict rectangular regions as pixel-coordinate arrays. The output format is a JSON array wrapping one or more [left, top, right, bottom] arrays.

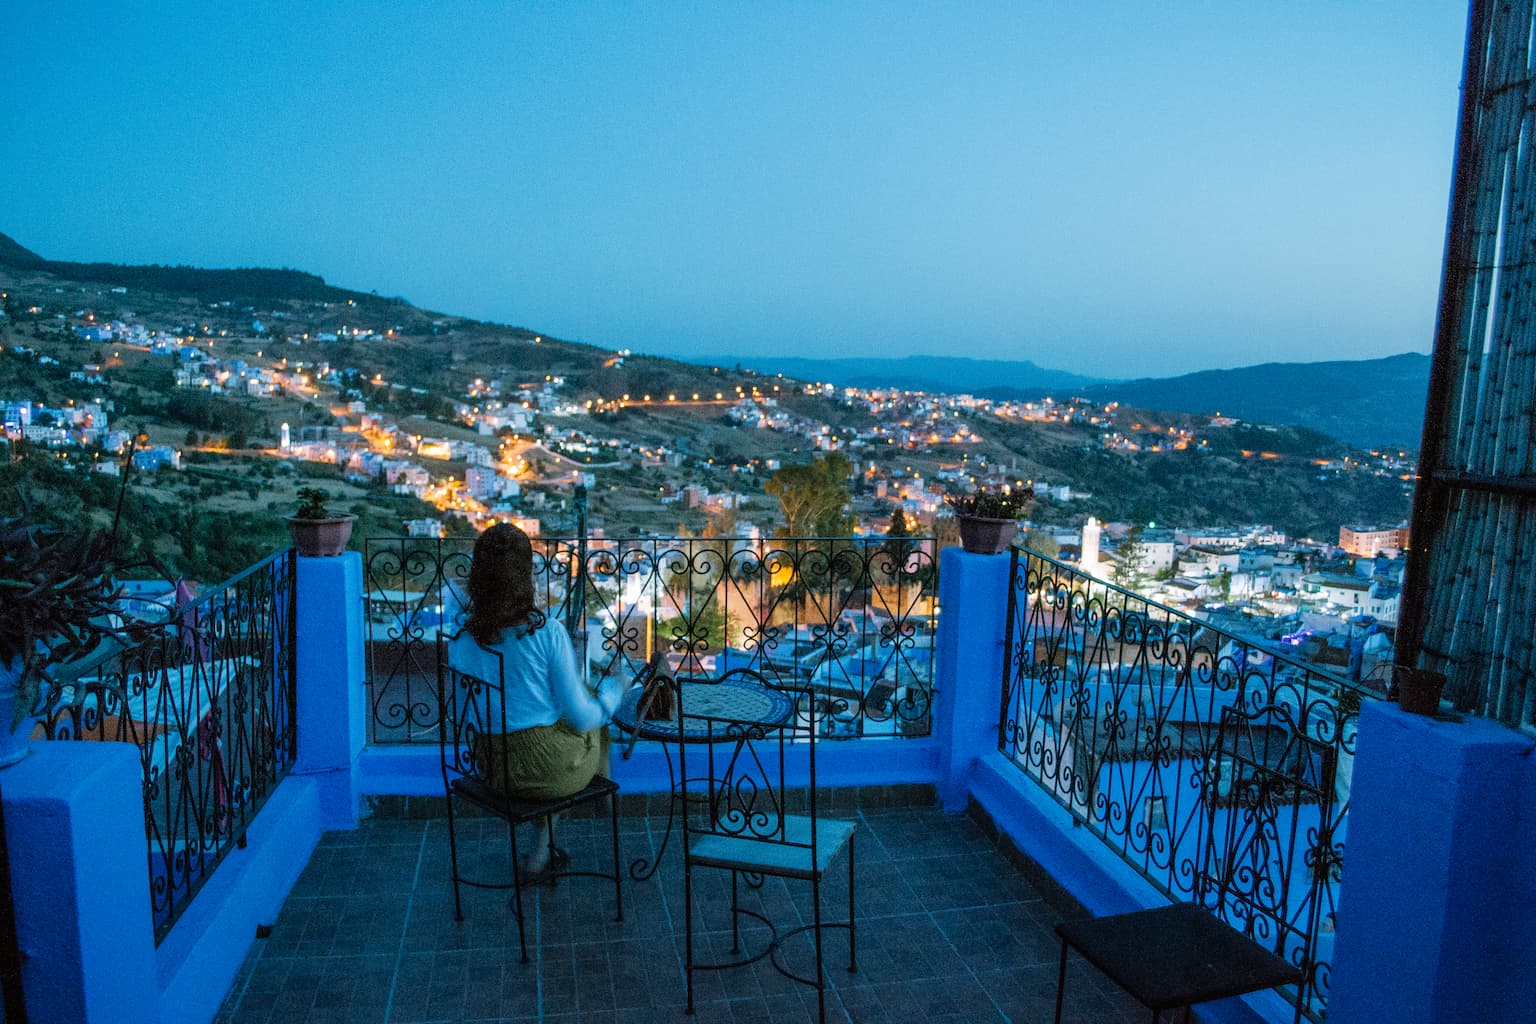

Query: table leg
[[1053, 939, 1068, 1024], [628, 740, 677, 881]]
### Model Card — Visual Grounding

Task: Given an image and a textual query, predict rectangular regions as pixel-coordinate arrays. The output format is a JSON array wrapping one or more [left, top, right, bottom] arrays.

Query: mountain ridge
[[0, 230, 400, 308], [714, 351, 1430, 449], [713, 353, 1104, 394], [1072, 353, 1430, 449]]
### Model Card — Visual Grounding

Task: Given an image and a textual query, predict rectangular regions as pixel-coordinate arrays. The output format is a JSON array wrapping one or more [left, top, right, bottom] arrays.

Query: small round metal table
[[612, 675, 795, 880]]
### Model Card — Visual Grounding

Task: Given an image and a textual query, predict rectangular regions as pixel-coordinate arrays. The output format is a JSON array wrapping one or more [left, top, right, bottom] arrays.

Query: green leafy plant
[[292, 487, 337, 520], [944, 487, 1031, 520], [0, 502, 147, 729]]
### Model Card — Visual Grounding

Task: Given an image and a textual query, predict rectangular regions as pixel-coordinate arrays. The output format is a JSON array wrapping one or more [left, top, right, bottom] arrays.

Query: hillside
[[0, 230, 1415, 572], [0, 230, 402, 309], [720, 354, 1102, 394], [1070, 353, 1431, 449], [734, 351, 1432, 449]]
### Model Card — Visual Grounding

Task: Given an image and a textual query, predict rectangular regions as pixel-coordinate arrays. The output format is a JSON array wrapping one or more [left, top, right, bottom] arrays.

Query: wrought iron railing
[[1000, 548, 1376, 1021], [364, 535, 938, 744], [40, 551, 297, 943]]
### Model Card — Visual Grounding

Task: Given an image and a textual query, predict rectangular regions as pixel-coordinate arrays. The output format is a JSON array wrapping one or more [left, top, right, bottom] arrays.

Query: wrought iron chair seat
[[448, 772, 620, 829], [436, 634, 623, 965], [1054, 902, 1302, 1022], [1051, 702, 1313, 1024], [687, 815, 855, 879]]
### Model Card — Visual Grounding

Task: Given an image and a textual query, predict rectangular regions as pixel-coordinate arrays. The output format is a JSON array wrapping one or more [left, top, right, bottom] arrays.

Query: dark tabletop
[[613, 676, 795, 742]]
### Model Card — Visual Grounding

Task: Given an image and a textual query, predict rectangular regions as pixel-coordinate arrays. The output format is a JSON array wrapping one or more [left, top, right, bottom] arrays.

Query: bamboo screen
[[1399, 0, 1536, 729]]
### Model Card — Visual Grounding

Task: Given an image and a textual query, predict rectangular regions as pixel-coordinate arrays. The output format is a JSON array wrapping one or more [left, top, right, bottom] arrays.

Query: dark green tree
[[1020, 528, 1061, 560], [884, 507, 914, 568], [765, 454, 854, 537], [1112, 525, 1148, 590]]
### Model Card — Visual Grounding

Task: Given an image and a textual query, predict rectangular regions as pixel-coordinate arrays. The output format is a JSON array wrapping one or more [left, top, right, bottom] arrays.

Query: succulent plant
[[292, 487, 337, 520], [0, 500, 136, 729], [944, 487, 1031, 520]]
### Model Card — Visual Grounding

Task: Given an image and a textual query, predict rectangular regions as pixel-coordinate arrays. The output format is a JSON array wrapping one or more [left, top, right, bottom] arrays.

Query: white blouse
[[447, 623, 625, 733]]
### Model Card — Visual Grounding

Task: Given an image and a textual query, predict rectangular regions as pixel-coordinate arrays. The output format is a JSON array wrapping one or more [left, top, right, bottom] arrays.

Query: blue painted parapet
[[292, 552, 367, 828], [934, 548, 1011, 810], [2, 743, 158, 1024], [1328, 703, 1536, 1024]]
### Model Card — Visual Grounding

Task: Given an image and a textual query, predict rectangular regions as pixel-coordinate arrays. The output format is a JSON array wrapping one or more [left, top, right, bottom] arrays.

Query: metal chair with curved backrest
[[1051, 702, 1316, 1024], [677, 668, 857, 1024], [435, 632, 622, 965]]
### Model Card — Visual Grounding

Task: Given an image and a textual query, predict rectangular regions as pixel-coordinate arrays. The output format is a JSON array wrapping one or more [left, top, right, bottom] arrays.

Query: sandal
[[520, 846, 571, 887]]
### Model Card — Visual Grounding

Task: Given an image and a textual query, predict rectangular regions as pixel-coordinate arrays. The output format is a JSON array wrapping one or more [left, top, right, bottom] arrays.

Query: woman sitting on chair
[[449, 523, 627, 874]]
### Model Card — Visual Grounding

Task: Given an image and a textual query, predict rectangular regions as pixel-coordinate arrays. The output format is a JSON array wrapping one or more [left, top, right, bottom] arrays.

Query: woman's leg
[[525, 816, 555, 872]]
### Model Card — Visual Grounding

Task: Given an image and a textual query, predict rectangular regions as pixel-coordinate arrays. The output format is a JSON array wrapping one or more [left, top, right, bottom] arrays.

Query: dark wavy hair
[[463, 524, 546, 646]]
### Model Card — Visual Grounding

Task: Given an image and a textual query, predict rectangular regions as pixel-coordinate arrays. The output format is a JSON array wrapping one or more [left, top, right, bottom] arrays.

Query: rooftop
[[214, 802, 1142, 1024]]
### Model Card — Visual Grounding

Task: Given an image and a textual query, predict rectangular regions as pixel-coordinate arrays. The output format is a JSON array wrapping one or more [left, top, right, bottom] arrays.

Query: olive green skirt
[[472, 723, 610, 800]]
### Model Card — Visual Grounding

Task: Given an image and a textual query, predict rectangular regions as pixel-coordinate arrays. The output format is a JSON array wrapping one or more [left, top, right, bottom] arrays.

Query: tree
[[702, 504, 739, 538], [1020, 528, 1061, 560], [884, 507, 914, 567], [1112, 525, 1148, 590], [765, 454, 854, 537]]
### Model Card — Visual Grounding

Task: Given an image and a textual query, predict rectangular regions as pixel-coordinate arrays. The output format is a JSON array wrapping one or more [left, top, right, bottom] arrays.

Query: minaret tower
[[1081, 516, 1101, 575]]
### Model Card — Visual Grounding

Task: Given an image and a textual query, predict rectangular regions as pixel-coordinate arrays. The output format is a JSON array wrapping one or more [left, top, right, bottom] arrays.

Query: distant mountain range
[[724, 354, 1102, 394], [1071, 354, 1430, 450], [721, 352, 1431, 449]]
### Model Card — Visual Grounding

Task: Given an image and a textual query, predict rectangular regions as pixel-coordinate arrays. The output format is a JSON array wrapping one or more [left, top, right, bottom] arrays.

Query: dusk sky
[[2, 3, 1467, 379]]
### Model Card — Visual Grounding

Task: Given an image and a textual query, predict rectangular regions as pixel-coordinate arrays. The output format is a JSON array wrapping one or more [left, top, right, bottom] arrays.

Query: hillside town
[[2, 289, 1412, 684]]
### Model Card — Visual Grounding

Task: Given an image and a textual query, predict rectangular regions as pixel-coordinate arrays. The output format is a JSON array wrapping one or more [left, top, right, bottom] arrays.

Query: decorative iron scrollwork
[[1000, 548, 1371, 1021]]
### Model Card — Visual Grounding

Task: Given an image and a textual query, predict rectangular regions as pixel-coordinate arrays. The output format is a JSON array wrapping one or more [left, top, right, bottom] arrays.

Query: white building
[[404, 519, 444, 539]]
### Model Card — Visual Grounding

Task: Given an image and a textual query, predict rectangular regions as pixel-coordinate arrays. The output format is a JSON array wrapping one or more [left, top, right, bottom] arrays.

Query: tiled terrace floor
[[215, 803, 1145, 1024]]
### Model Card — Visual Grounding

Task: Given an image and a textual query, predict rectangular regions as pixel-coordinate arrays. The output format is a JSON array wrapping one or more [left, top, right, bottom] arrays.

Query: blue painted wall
[[1328, 704, 1536, 1024]]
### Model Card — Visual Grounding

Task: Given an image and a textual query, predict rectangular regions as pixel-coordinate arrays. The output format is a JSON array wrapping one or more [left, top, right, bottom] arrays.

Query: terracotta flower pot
[[284, 514, 358, 557], [956, 515, 1017, 555], [1395, 667, 1448, 716]]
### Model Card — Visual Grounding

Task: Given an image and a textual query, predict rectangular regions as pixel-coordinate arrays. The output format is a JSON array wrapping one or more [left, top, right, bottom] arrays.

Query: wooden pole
[[1399, 0, 1495, 679]]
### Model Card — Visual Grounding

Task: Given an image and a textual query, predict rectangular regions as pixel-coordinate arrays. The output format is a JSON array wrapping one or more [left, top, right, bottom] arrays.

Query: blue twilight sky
[[1, 2, 1467, 379]]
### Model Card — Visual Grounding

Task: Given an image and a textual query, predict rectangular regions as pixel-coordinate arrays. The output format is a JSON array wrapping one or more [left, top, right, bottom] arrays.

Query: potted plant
[[0, 508, 137, 766], [945, 487, 1031, 555], [285, 487, 357, 557]]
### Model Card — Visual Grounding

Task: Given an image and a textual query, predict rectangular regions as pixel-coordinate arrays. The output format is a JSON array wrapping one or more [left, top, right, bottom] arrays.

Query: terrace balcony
[[13, 4, 1536, 1018], [4, 536, 1531, 1024]]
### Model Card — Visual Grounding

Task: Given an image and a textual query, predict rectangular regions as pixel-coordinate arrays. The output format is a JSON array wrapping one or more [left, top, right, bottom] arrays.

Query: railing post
[[1, 743, 157, 1023], [569, 484, 588, 638], [933, 547, 1012, 811], [292, 551, 366, 829]]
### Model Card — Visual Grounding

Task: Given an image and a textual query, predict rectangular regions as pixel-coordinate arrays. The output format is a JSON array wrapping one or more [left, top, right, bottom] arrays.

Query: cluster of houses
[[0, 393, 181, 472], [5, 304, 1416, 599], [1045, 518, 1410, 688]]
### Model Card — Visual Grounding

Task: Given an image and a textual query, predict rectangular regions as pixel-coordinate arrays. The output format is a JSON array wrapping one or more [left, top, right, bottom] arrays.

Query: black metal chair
[[436, 633, 622, 964], [678, 670, 856, 1023], [1052, 703, 1312, 1024]]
